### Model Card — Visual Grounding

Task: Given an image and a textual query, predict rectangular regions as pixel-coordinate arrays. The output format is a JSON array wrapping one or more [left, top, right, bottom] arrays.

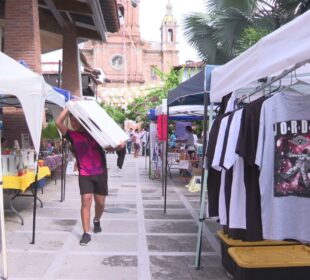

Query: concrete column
[[4, 0, 42, 74], [62, 25, 82, 97]]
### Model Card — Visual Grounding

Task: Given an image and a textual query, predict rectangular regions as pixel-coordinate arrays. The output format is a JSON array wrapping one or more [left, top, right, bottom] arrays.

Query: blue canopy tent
[[52, 86, 72, 102], [148, 105, 205, 121], [168, 68, 206, 106]]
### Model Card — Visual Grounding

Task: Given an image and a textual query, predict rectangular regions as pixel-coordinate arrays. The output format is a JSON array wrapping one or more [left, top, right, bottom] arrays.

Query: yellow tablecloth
[[3, 166, 51, 192]]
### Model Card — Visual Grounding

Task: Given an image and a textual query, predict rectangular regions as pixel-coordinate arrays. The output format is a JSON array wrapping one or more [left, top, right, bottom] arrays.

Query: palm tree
[[184, 0, 310, 64]]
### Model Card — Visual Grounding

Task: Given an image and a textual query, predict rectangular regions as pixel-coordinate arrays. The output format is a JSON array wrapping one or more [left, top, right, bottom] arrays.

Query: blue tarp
[[52, 86, 72, 102], [167, 65, 218, 106], [147, 108, 203, 121]]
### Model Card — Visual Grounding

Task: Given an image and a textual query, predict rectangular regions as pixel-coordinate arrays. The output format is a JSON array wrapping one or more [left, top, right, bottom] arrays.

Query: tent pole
[[63, 140, 67, 201], [148, 122, 152, 179], [60, 137, 64, 202], [161, 115, 165, 197], [31, 179, 38, 244], [164, 106, 169, 213], [200, 92, 208, 201], [0, 132, 8, 279], [195, 101, 213, 269]]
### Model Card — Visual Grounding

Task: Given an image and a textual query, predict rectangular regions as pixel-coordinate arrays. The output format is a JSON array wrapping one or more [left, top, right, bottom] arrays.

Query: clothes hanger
[[282, 70, 310, 95]]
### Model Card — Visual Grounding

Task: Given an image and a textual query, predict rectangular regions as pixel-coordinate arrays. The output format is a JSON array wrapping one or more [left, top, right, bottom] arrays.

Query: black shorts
[[78, 171, 108, 196]]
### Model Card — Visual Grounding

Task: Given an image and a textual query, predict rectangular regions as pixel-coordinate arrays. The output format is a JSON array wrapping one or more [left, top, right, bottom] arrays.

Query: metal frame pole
[[195, 100, 213, 269], [0, 131, 8, 279], [164, 105, 169, 213]]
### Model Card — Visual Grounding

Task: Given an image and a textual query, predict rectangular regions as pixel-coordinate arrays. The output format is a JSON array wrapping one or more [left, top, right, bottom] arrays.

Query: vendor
[[169, 130, 176, 149], [176, 126, 196, 158], [1, 137, 8, 148]]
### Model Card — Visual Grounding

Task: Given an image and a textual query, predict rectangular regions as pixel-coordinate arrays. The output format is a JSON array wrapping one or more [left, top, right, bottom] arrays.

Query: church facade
[[81, 0, 179, 94]]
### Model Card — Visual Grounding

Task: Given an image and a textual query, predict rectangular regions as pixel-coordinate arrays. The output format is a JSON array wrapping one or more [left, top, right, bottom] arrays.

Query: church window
[[151, 67, 157, 80], [168, 29, 173, 42]]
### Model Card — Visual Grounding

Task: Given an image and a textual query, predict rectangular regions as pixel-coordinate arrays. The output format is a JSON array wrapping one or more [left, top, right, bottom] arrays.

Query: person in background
[[140, 127, 149, 156], [193, 131, 198, 145], [1, 137, 8, 148], [126, 128, 133, 154], [56, 108, 124, 246], [133, 128, 141, 158], [177, 126, 196, 159], [169, 130, 176, 149]]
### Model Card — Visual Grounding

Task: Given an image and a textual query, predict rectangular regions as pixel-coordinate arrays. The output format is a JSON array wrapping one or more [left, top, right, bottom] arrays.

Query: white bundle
[[66, 100, 129, 148]]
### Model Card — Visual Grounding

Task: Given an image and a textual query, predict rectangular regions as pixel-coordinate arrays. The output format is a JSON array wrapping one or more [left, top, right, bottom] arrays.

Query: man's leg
[[81, 193, 93, 233], [93, 194, 105, 233], [94, 194, 106, 221]]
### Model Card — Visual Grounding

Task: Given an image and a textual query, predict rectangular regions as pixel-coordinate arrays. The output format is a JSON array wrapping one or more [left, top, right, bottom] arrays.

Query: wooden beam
[[44, 0, 68, 30], [39, 9, 63, 34], [76, 26, 101, 41], [53, 0, 92, 15]]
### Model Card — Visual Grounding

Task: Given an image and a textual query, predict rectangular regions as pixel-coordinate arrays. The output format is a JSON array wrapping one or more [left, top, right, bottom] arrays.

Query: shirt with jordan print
[[274, 120, 310, 197], [256, 92, 310, 242]]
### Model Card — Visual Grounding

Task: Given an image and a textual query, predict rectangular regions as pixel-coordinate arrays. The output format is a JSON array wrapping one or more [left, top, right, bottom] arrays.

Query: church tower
[[81, 0, 179, 97], [161, 0, 179, 73]]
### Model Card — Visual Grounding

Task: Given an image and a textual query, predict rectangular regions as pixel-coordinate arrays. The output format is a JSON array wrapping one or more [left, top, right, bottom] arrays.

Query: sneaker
[[93, 220, 102, 233], [79, 233, 91, 246]]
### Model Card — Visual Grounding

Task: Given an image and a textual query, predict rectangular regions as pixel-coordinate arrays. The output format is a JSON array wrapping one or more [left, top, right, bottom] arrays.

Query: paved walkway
[[1, 154, 229, 280]]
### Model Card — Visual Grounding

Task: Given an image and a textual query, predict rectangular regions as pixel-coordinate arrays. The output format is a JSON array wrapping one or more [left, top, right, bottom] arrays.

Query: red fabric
[[157, 114, 168, 141]]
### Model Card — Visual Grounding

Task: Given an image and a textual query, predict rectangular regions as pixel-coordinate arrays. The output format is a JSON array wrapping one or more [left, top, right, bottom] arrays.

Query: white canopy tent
[[155, 105, 204, 117], [0, 51, 66, 279], [196, 9, 310, 271], [210, 10, 310, 102], [0, 51, 65, 153]]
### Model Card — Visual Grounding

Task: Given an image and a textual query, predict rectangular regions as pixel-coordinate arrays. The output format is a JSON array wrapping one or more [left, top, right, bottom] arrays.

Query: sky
[[139, 0, 205, 63], [42, 0, 206, 64]]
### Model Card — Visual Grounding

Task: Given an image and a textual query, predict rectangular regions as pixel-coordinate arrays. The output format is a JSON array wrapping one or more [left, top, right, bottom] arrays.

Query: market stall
[[195, 9, 310, 277], [0, 51, 66, 278]]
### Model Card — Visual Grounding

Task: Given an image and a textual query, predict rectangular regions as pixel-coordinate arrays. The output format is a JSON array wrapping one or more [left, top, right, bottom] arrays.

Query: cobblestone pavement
[[0, 154, 229, 280]]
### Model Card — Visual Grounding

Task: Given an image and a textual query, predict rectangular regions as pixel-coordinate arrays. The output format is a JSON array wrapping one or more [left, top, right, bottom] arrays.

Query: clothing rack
[[237, 58, 310, 104]]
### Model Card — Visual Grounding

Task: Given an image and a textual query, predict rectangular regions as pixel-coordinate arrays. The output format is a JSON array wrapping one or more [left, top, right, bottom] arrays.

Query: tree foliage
[[42, 121, 60, 139], [184, 0, 310, 64], [125, 67, 183, 125], [101, 103, 126, 125]]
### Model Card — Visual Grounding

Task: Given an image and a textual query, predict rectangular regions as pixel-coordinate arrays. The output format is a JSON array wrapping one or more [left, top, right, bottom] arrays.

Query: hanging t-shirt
[[220, 109, 246, 229], [236, 96, 267, 241], [206, 114, 229, 217], [157, 115, 167, 141], [255, 92, 310, 242]]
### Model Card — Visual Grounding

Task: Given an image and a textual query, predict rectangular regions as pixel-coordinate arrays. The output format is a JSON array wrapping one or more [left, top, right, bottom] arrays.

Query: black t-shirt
[[206, 114, 229, 217], [236, 96, 268, 241]]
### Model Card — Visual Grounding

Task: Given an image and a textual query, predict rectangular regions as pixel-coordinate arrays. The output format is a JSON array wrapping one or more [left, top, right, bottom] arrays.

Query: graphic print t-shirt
[[255, 93, 310, 242], [66, 129, 105, 176], [274, 120, 310, 197]]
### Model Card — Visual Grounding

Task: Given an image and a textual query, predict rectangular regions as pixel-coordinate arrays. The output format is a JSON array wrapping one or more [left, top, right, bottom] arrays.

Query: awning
[[210, 10, 310, 102]]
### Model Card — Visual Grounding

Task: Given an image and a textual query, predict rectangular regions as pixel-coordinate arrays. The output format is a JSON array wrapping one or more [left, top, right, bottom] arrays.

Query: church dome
[[163, 14, 176, 23], [162, 0, 177, 24]]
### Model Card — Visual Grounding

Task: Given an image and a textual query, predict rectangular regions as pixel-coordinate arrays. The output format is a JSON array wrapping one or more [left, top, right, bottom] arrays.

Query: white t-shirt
[[221, 109, 246, 229], [211, 115, 229, 225], [256, 93, 310, 242]]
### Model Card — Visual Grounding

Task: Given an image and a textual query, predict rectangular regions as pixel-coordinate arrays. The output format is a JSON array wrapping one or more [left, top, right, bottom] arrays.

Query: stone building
[[81, 0, 179, 97], [0, 0, 120, 146]]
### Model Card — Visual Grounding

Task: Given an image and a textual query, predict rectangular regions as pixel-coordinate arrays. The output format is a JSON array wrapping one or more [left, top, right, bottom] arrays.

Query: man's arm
[[56, 108, 69, 136]]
